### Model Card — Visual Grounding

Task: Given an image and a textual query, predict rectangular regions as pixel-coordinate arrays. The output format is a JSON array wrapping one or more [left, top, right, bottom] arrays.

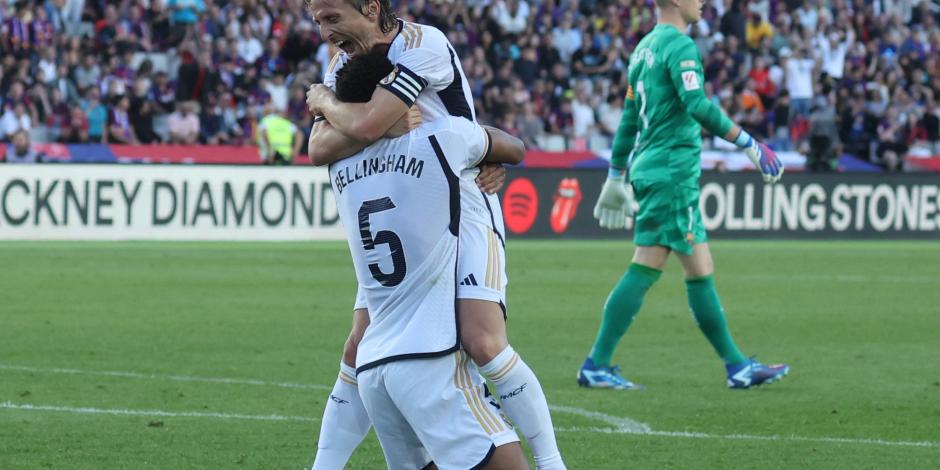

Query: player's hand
[[306, 84, 331, 116], [744, 139, 785, 184], [476, 163, 506, 194], [593, 177, 633, 229]]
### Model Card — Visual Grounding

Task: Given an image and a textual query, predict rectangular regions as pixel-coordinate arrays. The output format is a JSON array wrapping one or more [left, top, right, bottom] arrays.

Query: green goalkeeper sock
[[685, 275, 747, 365], [589, 263, 662, 367]]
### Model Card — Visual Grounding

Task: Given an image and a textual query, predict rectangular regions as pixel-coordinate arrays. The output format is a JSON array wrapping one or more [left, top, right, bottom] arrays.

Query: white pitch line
[[549, 405, 651, 433], [552, 427, 939, 449], [0, 401, 318, 423], [0, 364, 331, 391], [4, 364, 939, 450]]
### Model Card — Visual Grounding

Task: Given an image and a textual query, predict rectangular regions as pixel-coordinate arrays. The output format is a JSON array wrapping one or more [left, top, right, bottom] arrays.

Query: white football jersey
[[330, 117, 491, 373], [324, 19, 505, 249]]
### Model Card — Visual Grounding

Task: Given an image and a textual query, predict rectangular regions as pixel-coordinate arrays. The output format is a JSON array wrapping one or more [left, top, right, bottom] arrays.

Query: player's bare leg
[[483, 441, 530, 469], [460, 299, 566, 469], [312, 309, 371, 469], [675, 243, 789, 388]]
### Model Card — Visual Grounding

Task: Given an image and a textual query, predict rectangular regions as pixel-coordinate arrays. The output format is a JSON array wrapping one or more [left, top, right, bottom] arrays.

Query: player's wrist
[[734, 129, 754, 149], [607, 167, 626, 181]]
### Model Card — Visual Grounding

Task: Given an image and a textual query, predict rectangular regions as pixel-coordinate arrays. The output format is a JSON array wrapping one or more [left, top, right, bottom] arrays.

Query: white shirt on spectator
[[769, 64, 785, 88], [597, 101, 622, 136], [796, 6, 817, 32], [237, 36, 263, 64], [264, 81, 288, 112], [785, 58, 815, 100], [38, 59, 57, 85], [571, 98, 595, 138], [168, 111, 200, 139], [492, 0, 529, 35], [0, 111, 32, 139], [820, 32, 853, 79], [552, 26, 581, 63]]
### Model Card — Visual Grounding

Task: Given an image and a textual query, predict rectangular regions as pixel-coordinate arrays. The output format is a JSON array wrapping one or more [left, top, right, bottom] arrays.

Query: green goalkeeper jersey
[[610, 24, 735, 185]]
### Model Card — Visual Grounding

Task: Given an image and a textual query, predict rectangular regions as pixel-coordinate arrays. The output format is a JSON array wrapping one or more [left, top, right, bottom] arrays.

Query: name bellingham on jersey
[[332, 154, 425, 194]]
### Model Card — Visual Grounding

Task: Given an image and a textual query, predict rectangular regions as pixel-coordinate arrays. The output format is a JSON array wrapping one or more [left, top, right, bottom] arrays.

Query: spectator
[[492, 0, 529, 36], [1, 102, 32, 140], [80, 87, 108, 143], [551, 13, 581, 64], [61, 106, 90, 143], [73, 54, 101, 91], [720, 0, 747, 45], [571, 32, 610, 79], [876, 107, 908, 171], [3, 130, 43, 163], [571, 85, 596, 140], [820, 30, 854, 80], [108, 95, 137, 144], [807, 100, 841, 171], [745, 12, 773, 50], [257, 103, 301, 165], [771, 91, 793, 151], [922, 97, 940, 155], [167, 100, 200, 144], [783, 47, 816, 119], [516, 102, 545, 150]]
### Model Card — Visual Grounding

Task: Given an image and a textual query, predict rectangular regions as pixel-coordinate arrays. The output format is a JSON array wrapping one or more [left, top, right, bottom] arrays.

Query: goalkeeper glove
[[593, 168, 633, 230], [736, 130, 784, 184]]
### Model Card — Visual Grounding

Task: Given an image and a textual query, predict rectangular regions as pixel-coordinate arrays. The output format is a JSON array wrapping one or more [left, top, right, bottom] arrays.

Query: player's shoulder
[[661, 27, 696, 53], [412, 116, 460, 140], [391, 20, 450, 53]]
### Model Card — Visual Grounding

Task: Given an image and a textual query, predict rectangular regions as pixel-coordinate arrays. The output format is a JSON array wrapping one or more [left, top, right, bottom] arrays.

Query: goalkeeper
[[577, 0, 789, 390]]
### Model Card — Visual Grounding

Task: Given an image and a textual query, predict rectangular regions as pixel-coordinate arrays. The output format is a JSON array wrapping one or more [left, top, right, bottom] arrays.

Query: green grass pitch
[[1, 240, 938, 469]]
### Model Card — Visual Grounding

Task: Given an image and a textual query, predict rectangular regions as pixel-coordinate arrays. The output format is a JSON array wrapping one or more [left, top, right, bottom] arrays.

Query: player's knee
[[462, 332, 508, 365]]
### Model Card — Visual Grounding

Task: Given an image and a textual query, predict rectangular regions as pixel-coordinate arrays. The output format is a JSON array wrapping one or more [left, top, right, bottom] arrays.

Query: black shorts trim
[[469, 444, 497, 470]]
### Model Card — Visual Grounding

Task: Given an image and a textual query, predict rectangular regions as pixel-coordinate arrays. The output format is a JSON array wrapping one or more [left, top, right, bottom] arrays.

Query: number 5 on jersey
[[359, 197, 407, 287]]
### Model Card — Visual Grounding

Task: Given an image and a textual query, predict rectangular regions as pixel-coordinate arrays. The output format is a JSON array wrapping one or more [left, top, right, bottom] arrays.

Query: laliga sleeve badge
[[380, 66, 399, 85]]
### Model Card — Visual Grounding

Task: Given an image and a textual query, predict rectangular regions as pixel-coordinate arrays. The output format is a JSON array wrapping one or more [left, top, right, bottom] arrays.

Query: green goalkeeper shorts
[[631, 179, 707, 256]]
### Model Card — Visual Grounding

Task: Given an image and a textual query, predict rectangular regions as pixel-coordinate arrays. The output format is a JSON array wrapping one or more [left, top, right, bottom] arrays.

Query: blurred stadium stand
[[1, 0, 939, 171]]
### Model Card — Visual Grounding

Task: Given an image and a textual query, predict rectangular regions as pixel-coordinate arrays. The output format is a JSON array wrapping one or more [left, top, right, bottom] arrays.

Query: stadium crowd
[[1, 0, 939, 170]]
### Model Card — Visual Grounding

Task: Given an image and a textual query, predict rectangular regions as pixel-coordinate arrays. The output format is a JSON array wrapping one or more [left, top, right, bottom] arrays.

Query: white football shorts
[[356, 350, 518, 470], [455, 220, 507, 306]]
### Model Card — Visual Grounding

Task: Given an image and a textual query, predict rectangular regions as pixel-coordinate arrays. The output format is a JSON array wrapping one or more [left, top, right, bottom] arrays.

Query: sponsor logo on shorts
[[330, 394, 350, 404]]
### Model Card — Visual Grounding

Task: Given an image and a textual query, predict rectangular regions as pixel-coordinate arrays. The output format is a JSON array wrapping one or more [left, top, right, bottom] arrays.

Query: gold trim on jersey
[[339, 370, 358, 387], [327, 52, 343, 76], [453, 351, 504, 435], [402, 23, 423, 50]]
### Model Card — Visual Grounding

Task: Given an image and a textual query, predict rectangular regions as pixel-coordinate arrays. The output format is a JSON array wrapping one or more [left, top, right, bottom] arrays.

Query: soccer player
[[578, 0, 790, 390], [305, 1, 564, 468], [326, 49, 528, 469]]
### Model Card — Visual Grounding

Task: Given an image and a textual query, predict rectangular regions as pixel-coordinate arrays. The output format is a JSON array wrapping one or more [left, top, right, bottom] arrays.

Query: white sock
[[478, 346, 566, 470], [312, 362, 372, 470]]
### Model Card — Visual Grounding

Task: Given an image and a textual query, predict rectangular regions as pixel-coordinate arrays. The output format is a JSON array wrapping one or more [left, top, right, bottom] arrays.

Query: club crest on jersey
[[380, 66, 399, 86]]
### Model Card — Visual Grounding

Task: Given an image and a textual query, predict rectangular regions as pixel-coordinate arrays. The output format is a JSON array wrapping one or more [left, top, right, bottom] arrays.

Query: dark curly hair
[[335, 45, 394, 103]]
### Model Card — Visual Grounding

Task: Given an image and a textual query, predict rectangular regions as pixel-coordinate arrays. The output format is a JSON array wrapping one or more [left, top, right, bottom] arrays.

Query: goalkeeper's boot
[[726, 358, 790, 389], [577, 358, 645, 390]]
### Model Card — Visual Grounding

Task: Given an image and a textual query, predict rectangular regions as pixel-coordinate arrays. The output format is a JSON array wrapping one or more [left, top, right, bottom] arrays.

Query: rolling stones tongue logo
[[551, 178, 582, 234]]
